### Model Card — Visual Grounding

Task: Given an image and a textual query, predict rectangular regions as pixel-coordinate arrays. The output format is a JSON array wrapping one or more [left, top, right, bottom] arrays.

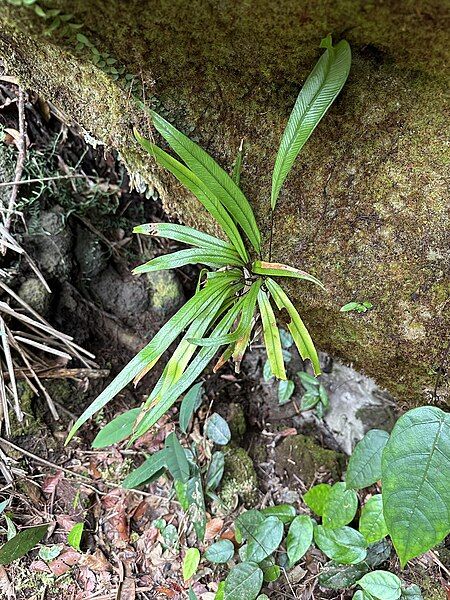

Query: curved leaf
[[122, 448, 168, 489], [179, 383, 203, 434], [346, 429, 390, 490], [303, 483, 332, 516], [133, 247, 242, 274], [134, 131, 248, 261], [271, 36, 351, 209], [149, 111, 261, 253], [223, 562, 263, 600], [381, 407, 450, 566], [165, 432, 190, 483], [258, 289, 286, 380], [322, 482, 358, 529], [357, 571, 402, 600], [314, 525, 367, 564], [359, 495, 388, 544], [286, 515, 314, 566], [204, 539, 235, 563], [235, 510, 265, 544], [0, 524, 49, 565], [206, 413, 231, 445], [252, 260, 325, 289], [261, 504, 296, 524], [183, 547, 200, 581], [92, 408, 140, 448], [246, 516, 284, 563], [134, 222, 236, 253]]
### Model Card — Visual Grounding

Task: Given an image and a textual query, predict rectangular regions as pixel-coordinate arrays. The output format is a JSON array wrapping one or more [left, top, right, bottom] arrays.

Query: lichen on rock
[[220, 446, 258, 508]]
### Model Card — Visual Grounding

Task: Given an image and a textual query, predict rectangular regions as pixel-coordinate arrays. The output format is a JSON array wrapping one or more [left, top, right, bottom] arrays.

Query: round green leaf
[[260, 504, 296, 524], [206, 413, 231, 445], [381, 407, 450, 566], [314, 525, 367, 564], [246, 517, 284, 563], [286, 515, 314, 566], [303, 483, 332, 516], [358, 570, 402, 600], [235, 510, 264, 544], [278, 379, 295, 405], [183, 547, 200, 581], [359, 495, 388, 544], [346, 429, 390, 490], [322, 482, 358, 529], [204, 540, 235, 563], [223, 562, 263, 600], [262, 564, 280, 582]]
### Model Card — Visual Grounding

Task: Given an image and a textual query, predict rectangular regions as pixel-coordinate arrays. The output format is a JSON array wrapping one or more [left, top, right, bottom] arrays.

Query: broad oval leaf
[[206, 413, 231, 445], [204, 539, 235, 564], [322, 482, 358, 529], [92, 408, 140, 448], [278, 379, 295, 405], [0, 524, 49, 565], [223, 562, 263, 600], [303, 483, 332, 516], [122, 448, 168, 489], [357, 570, 402, 600], [235, 510, 265, 544], [183, 547, 200, 581], [271, 36, 351, 209], [314, 525, 367, 564], [359, 495, 388, 544], [261, 504, 296, 524], [179, 383, 203, 434], [286, 515, 314, 566], [246, 516, 284, 563], [165, 432, 190, 483], [262, 564, 280, 582], [346, 429, 390, 490], [381, 407, 450, 566]]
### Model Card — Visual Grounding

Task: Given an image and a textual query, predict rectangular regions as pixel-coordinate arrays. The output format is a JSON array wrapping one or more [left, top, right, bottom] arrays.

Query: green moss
[[274, 434, 345, 487], [407, 567, 446, 600], [220, 446, 258, 508], [224, 403, 247, 443]]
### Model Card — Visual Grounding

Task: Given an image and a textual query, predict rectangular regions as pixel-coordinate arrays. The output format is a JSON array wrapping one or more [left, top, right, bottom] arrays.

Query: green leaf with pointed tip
[[206, 451, 225, 491], [235, 510, 265, 544], [246, 516, 284, 563], [204, 539, 235, 563], [186, 471, 206, 541], [134, 131, 248, 261], [133, 247, 242, 274], [381, 407, 450, 566], [258, 289, 286, 380], [92, 408, 140, 448], [66, 277, 234, 444], [357, 570, 402, 600], [122, 449, 168, 489], [134, 222, 236, 253], [314, 526, 367, 565], [252, 260, 325, 290], [0, 524, 49, 565], [223, 562, 263, 600], [165, 432, 190, 483], [303, 483, 332, 516], [149, 111, 261, 253], [179, 383, 203, 434], [322, 482, 358, 529], [260, 504, 296, 524], [359, 495, 388, 544], [271, 37, 351, 209], [278, 379, 295, 405], [183, 547, 200, 581], [286, 515, 314, 566], [346, 430, 390, 490], [265, 278, 320, 375], [67, 522, 84, 551]]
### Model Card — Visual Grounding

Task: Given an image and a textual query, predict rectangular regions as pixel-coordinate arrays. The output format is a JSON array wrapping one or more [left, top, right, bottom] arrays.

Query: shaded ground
[[0, 79, 448, 600]]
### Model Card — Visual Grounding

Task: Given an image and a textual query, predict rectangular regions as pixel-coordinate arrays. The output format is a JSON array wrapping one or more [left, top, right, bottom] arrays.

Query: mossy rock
[[220, 445, 258, 508], [0, 0, 448, 405], [274, 434, 345, 487]]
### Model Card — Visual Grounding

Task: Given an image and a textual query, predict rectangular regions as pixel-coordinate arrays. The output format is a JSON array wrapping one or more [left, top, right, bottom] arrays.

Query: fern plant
[[66, 35, 351, 446]]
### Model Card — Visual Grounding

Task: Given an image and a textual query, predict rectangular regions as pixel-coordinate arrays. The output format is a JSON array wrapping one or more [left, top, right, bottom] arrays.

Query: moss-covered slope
[[0, 0, 448, 405]]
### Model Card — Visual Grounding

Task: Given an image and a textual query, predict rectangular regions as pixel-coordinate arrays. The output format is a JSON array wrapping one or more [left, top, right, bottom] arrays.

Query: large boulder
[[0, 0, 448, 405]]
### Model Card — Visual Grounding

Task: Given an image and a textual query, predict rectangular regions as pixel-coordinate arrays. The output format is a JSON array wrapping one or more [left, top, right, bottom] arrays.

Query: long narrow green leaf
[[134, 131, 248, 262], [134, 222, 236, 253], [65, 274, 238, 444], [271, 36, 351, 209], [131, 299, 243, 438], [257, 289, 286, 380], [148, 112, 261, 253], [188, 279, 262, 346], [133, 248, 243, 275], [265, 277, 320, 375], [252, 260, 325, 290], [122, 448, 168, 489]]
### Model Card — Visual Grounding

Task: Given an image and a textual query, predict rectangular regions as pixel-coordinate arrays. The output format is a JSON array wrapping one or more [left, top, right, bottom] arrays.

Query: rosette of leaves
[[66, 35, 351, 447]]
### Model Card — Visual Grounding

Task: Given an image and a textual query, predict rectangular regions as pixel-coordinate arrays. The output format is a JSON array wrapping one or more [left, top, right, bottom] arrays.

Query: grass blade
[[271, 36, 351, 209], [66, 275, 238, 444], [252, 260, 325, 289], [134, 222, 236, 253], [265, 277, 320, 375], [257, 289, 286, 379], [133, 248, 243, 275], [134, 131, 248, 262], [148, 113, 261, 253]]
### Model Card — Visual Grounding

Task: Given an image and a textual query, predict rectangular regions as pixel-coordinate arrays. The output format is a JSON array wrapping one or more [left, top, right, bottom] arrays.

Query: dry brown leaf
[[49, 548, 80, 576], [30, 560, 51, 573], [56, 514, 77, 532], [120, 576, 136, 600], [204, 518, 223, 541], [42, 471, 64, 494], [80, 549, 112, 573]]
